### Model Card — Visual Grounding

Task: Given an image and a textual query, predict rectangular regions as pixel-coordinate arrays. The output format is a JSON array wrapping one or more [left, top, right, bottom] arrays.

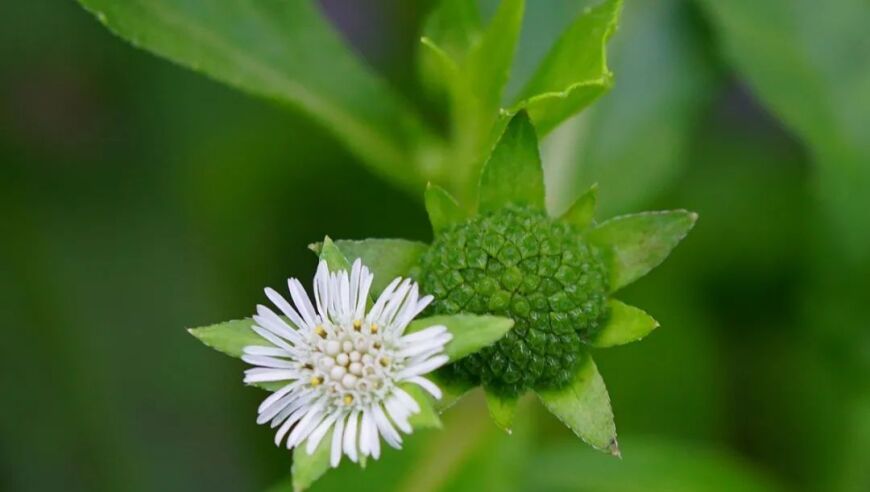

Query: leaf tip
[[609, 437, 621, 458]]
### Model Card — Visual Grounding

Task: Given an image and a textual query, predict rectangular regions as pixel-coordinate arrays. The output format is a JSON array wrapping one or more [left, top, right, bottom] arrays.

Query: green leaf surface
[[310, 239, 429, 295], [512, 0, 622, 135], [477, 111, 545, 212], [589, 210, 697, 292], [421, 0, 481, 62], [402, 383, 443, 430], [292, 429, 332, 492], [318, 236, 351, 272], [557, 183, 598, 229], [542, 0, 716, 216], [591, 299, 659, 348], [485, 391, 518, 434], [406, 314, 514, 362], [425, 183, 467, 235], [536, 353, 618, 455], [430, 371, 475, 413], [77, 0, 438, 192]]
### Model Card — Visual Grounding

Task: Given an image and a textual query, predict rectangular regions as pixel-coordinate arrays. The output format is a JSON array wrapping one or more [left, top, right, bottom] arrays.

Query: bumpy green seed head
[[415, 204, 610, 396]]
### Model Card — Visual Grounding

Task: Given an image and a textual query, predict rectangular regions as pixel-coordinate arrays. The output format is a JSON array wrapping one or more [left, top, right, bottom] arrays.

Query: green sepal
[[478, 111, 545, 213], [588, 210, 697, 292], [309, 238, 428, 295], [536, 353, 619, 456], [291, 429, 332, 492], [590, 299, 659, 348], [425, 182, 467, 235], [558, 183, 599, 229], [406, 314, 514, 362], [318, 236, 351, 272], [511, 0, 622, 135], [485, 390, 518, 434]]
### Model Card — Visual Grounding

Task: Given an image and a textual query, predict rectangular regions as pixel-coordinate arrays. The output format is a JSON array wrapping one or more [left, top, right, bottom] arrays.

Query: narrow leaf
[[421, 0, 481, 62], [77, 0, 437, 192], [188, 319, 283, 391], [402, 383, 443, 430], [292, 430, 332, 492], [485, 391, 518, 434], [558, 184, 598, 229], [588, 210, 697, 291], [406, 314, 514, 362], [590, 299, 659, 348], [425, 182, 466, 234], [318, 236, 351, 272], [513, 0, 622, 134], [537, 353, 619, 455], [309, 239, 428, 295], [478, 111, 545, 212]]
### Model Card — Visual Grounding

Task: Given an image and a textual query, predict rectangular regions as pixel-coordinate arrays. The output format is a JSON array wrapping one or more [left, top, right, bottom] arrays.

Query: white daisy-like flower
[[242, 259, 452, 467]]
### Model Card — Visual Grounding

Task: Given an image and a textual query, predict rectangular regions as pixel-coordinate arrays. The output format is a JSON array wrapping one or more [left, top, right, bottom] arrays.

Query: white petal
[[396, 355, 449, 379], [288, 278, 317, 328], [305, 412, 339, 454], [406, 376, 442, 400], [243, 345, 291, 357], [398, 325, 448, 345], [343, 410, 360, 463], [244, 368, 296, 384], [385, 397, 412, 434], [313, 261, 331, 322], [392, 386, 421, 414], [330, 413, 346, 468], [367, 277, 402, 322], [242, 355, 296, 369], [372, 404, 402, 449], [257, 382, 297, 414], [396, 333, 452, 359], [287, 406, 324, 449], [264, 288, 307, 332]]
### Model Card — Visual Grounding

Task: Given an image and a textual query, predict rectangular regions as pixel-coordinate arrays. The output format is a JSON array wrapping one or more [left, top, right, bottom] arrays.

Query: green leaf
[[187, 319, 284, 391], [402, 383, 443, 430], [421, 0, 481, 62], [309, 239, 429, 295], [590, 299, 659, 348], [589, 210, 697, 292], [188, 319, 264, 359], [477, 111, 545, 212], [485, 391, 518, 434], [406, 314, 514, 362], [318, 236, 351, 272], [425, 183, 467, 235], [536, 353, 618, 455], [292, 429, 332, 492], [542, 0, 716, 216], [512, 0, 622, 135], [77, 0, 439, 193], [557, 183, 598, 229]]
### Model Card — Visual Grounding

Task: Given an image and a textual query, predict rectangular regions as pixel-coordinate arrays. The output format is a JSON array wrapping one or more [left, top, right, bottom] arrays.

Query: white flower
[[242, 259, 452, 467]]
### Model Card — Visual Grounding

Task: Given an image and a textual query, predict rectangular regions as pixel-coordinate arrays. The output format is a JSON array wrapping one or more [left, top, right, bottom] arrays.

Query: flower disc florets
[[416, 204, 609, 395]]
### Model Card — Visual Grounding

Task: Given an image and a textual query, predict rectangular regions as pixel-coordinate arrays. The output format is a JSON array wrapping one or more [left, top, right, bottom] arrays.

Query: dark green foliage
[[416, 205, 609, 395]]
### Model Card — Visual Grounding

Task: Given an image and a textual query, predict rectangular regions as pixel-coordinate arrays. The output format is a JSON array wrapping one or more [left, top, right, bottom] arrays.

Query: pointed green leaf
[[589, 210, 697, 291], [485, 391, 518, 434], [318, 236, 351, 272], [309, 239, 428, 295], [77, 0, 437, 192], [537, 353, 619, 455], [188, 319, 264, 359], [406, 314, 514, 362], [402, 383, 443, 430], [291, 429, 332, 492], [188, 319, 283, 391], [591, 299, 659, 348], [478, 111, 545, 212], [425, 183, 467, 234], [558, 184, 599, 229], [513, 0, 622, 135]]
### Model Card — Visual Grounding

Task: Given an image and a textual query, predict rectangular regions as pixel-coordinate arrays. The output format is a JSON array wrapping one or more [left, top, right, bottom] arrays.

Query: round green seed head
[[416, 204, 609, 396]]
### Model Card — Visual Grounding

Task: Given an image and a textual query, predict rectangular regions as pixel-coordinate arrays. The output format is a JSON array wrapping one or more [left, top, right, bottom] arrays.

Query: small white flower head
[[242, 259, 452, 467]]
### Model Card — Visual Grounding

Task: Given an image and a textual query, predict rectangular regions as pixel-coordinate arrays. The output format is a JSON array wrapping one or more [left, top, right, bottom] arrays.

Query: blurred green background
[[1, 1, 868, 491]]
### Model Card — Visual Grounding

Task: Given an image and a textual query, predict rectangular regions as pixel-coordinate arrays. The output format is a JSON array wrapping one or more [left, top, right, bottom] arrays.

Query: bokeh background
[[1, 1, 868, 491]]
